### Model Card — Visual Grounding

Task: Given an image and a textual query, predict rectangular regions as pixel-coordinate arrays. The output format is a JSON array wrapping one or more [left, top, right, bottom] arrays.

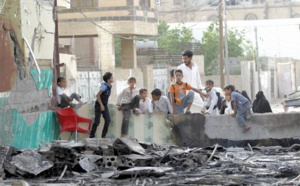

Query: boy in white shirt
[[201, 80, 219, 115], [151, 89, 173, 114], [116, 77, 139, 137], [134, 89, 153, 115], [56, 77, 84, 108]]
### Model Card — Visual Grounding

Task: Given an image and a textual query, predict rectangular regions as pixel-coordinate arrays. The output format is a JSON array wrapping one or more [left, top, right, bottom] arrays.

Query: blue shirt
[[98, 82, 112, 106], [231, 91, 249, 109]]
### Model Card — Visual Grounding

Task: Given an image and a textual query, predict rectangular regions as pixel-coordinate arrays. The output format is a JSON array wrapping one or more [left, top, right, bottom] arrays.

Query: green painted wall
[[31, 69, 53, 96], [0, 69, 59, 149], [0, 109, 60, 149]]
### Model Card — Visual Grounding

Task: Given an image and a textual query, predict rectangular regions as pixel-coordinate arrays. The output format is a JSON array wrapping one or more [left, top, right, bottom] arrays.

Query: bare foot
[[243, 125, 250, 133]]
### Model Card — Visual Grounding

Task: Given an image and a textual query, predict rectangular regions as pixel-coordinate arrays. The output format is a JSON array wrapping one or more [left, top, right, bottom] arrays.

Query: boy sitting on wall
[[224, 84, 252, 133], [168, 69, 203, 115], [201, 80, 219, 115], [116, 77, 140, 137], [133, 88, 153, 115]]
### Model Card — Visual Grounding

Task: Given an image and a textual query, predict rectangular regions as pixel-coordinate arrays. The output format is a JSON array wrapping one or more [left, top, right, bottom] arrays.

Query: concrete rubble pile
[[0, 139, 300, 185]]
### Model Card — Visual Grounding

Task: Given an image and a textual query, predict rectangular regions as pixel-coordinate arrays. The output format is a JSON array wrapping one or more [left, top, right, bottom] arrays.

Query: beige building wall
[[58, 0, 158, 71], [157, 1, 300, 22]]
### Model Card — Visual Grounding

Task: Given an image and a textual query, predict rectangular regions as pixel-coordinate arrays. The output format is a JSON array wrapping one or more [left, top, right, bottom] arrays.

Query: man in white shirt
[[177, 50, 204, 107]]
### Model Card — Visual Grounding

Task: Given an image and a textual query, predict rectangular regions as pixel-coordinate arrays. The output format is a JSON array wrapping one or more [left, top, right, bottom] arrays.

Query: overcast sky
[[169, 18, 300, 59]]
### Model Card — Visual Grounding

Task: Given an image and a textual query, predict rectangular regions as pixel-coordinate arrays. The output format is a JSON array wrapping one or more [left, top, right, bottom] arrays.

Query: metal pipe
[[22, 36, 41, 81]]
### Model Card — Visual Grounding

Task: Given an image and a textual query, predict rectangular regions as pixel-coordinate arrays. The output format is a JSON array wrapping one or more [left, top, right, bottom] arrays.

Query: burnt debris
[[0, 138, 300, 185]]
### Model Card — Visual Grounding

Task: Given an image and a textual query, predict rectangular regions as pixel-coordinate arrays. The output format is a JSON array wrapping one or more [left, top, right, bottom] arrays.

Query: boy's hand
[[201, 111, 209, 116], [100, 105, 105, 111], [151, 100, 155, 105], [231, 113, 236, 117], [117, 106, 122, 111]]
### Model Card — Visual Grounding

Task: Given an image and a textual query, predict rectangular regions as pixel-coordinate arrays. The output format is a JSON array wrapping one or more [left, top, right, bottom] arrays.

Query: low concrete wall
[[205, 113, 300, 140], [173, 113, 300, 147], [72, 103, 300, 148], [64, 103, 174, 145]]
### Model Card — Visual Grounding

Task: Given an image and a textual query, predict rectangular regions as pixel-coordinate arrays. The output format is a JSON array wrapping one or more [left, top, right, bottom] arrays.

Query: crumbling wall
[[0, 0, 59, 149]]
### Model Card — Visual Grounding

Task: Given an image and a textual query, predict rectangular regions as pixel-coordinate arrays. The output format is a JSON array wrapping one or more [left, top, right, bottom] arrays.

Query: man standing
[[177, 50, 204, 106]]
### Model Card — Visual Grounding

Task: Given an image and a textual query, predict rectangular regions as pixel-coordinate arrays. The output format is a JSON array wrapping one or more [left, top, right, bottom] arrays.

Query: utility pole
[[51, 0, 61, 109], [255, 27, 262, 91], [219, 0, 225, 88], [223, 0, 230, 84]]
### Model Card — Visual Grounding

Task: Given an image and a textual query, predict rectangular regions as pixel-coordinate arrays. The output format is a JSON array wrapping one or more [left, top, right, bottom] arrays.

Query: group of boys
[[89, 68, 252, 138]]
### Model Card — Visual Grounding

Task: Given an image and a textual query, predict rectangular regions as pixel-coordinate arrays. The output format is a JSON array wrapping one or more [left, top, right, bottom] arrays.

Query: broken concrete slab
[[77, 155, 102, 173], [83, 138, 114, 156], [6, 150, 53, 176], [83, 138, 113, 148], [102, 156, 119, 168], [113, 138, 146, 155], [1, 138, 300, 185], [0, 146, 19, 176], [111, 167, 174, 179], [121, 154, 154, 167]]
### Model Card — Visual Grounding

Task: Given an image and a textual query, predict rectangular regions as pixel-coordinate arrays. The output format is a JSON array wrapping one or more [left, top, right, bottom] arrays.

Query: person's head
[[256, 91, 264, 99], [205, 80, 214, 92], [225, 95, 231, 102], [174, 69, 183, 83], [128, 77, 136, 88], [224, 84, 235, 96], [151, 88, 162, 101], [170, 69, 175, 82], [182, 50, 193, 66], [241, 90, 251, 102], [57, 77, 67, 88], [284, 95, 287, 98], [139, 88, 148, 100], [103, 72, 113, 84]]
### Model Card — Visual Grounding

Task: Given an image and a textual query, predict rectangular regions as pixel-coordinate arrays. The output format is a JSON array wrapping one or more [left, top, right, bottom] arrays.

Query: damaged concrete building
[[0, 0, 60, 149]]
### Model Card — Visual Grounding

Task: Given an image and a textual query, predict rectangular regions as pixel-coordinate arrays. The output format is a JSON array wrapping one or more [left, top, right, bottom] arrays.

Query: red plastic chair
[[56, 107, 92, 141]]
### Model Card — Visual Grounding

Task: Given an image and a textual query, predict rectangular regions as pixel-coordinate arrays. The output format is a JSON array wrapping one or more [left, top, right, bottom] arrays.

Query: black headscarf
[[241, 90, 252, 103], [252, 91, 272, 113]]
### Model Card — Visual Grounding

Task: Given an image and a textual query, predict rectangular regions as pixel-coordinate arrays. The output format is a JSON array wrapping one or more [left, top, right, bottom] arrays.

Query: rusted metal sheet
[[0, 0, 24, 92], [0, 28, 16, 92]]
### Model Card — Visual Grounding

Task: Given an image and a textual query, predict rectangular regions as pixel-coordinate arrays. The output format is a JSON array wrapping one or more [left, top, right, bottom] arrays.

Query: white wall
[[21, 0, 54, 60]]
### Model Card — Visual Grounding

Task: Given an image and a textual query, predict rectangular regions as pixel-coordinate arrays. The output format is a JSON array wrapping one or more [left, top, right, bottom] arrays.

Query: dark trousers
[[89, 103, 111, 138], [121, 95, 140, 135], [58, 93, 81, 108]]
